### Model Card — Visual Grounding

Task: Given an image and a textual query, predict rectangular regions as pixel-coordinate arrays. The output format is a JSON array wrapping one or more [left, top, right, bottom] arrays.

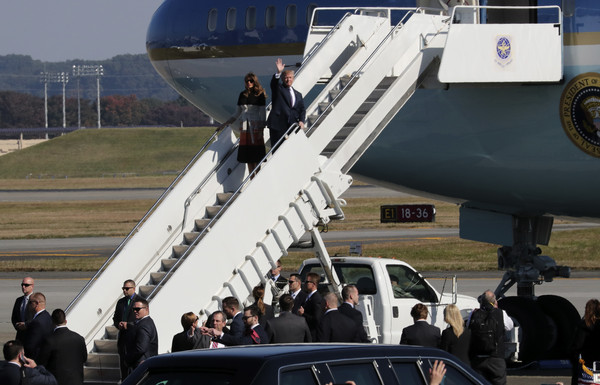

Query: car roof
[[143, 343, 453, 367]]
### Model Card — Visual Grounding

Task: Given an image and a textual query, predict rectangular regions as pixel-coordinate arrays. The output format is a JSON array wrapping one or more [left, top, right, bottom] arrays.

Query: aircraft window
[[286, 4, 298, 28], [265, 6, 276, 29], [246, 6, 257, 30], [207, 8, 218, 32], [306, 3, 318, 25], [226, 8, 237, 31]]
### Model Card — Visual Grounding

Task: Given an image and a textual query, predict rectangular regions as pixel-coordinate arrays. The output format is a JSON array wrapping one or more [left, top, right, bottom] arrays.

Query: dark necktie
[[20, 296, 27, 321]]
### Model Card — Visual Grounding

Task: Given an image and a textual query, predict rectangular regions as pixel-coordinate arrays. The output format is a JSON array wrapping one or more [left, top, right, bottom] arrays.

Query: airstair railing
[[305, 7, 447, 137], [66, 129, 225, 311], [145, 123, 303, 302], [294, 10, 353, 79]]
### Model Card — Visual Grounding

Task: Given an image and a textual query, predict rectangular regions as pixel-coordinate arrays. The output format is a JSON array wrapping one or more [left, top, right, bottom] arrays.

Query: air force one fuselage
[[147, 0, 599, 294]]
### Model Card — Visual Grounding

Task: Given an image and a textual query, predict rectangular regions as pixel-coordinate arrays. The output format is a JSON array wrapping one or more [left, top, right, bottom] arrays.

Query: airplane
[[143, 0, 595, 362]]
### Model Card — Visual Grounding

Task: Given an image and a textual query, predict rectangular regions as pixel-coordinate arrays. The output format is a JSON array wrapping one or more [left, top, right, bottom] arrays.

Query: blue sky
[[0, 0, 164, 62]]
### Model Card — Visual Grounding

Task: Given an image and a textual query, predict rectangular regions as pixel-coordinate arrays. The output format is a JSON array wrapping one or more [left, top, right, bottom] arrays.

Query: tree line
[[0, 91, 212, 129]]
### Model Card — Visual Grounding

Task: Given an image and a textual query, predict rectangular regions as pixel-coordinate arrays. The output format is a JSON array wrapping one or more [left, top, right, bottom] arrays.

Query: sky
[[0, 0, 165, 62]]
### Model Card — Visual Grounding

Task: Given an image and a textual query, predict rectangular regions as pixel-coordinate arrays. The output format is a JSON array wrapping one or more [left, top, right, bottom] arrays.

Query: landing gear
[[491, 216, 576, 363]]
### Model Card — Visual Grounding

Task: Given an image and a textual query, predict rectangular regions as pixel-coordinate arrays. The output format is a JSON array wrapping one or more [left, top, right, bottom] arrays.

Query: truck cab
[[298, 256, 480, 344]]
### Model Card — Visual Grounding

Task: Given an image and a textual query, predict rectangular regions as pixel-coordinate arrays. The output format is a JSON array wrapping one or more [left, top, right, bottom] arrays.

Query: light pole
[[40, 72, 69, 128], [72, 64, 104, 128]]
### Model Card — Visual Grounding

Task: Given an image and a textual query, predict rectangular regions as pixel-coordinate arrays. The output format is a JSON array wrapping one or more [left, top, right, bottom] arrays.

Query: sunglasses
[[21, 283, 32, 287], [132, 307, 147, 312], [242, 315, 255, 320], [122, 287, 134, 290]]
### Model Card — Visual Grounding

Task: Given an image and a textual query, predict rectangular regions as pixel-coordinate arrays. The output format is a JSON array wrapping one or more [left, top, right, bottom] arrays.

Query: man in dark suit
[[267, 259, 288, 307], [125, 299, 158, 374], [267, 58, 306, 149], [265, 294, 311, 343], [12, 276, 35, 342], [318, 292, 361, 342], [289, 274, 307, 315], [400, 303, 441, 347], [206, 306, 268, 346], [22, 292, 54, 361], [338, 284, 370, 343], [112, 279, 142, 381], [38, 309, 87, 385], [0, 340, 57, 385], [298, 272, 323, 341]]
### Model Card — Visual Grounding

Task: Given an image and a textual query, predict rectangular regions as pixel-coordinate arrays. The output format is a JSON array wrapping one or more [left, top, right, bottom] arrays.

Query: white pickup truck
[[298, 256, 480, 344]]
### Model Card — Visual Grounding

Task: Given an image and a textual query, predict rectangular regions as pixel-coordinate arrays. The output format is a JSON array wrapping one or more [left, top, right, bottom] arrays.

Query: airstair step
[[340, 75, 357, 88], [357, 101, 376, 113], [184, 231, 201, 245], [329, 88, 341, 100], [318, 102, 330, 114], [85, 352, 120, 367], [347, 112, 366, 125], [206, 205, 221, 218], [105, 325, 118, 340], [139, 285, 155, 298], [172, 245, 190, 258], [162, 258, 177, 270], [216, 192, 234, 204], [84, 366, 120, 383], [378, 76, 397, 87], [324, 140, 344, 154], [94, 339, 117, 354], [195, 218, 211, 231], [151, 271, 167, 284]]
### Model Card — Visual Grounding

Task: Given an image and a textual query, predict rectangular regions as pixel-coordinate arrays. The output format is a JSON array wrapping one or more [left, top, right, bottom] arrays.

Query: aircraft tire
[[536, 295, 581, 359], [498, 296, 552, 363]]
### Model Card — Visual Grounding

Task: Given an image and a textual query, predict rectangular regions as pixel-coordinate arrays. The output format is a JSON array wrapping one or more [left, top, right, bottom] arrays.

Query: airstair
[[66, 6, 522, 384]]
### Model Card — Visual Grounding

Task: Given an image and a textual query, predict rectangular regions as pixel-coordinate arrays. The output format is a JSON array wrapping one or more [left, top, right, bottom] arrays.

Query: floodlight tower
[[72, 64, 104, 128], [40, 72, 69, 128]]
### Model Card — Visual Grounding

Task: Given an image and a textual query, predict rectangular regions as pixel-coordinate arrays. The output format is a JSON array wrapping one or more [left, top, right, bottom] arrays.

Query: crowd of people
[[1, 277, 87, 385], [3, 270, 599, 385]]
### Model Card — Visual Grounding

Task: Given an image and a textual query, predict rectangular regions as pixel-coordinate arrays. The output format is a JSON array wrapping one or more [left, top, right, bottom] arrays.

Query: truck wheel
[[498, 296, 552, 363], [536, 295, 580, 359]]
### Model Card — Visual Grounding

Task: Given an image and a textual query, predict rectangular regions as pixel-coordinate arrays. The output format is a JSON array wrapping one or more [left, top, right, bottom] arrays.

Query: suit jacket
[[12, 295, 34, 342], [291, 290, 307, 315], [23, 310, 54, 360], [113, 294, 142, 342], [228, 312, 244, 340], [338, 302, 370, 343], [400, 320, 441, 348], [171, 328, 207, 352], [440, 327, 471, 366], [38, 326, 87, 385], [0, 362, 57, 385], [265, 311, 312, 343], [0, 362, 21, 385], [220, 324, 269, 346], [318, 309, 360, 343], [267, 74, 306, 142], [125, 316, 158, 369], [302, 291, 323, 341]]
